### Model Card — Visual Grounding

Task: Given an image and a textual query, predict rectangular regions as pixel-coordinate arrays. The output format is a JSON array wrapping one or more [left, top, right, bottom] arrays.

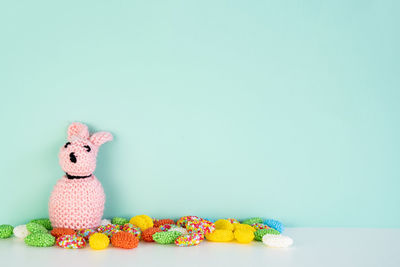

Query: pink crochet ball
[[49, 122, 113, 229]]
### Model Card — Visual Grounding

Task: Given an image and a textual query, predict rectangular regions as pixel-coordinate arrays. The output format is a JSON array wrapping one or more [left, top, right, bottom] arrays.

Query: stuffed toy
[[48, 122, 113, 229]]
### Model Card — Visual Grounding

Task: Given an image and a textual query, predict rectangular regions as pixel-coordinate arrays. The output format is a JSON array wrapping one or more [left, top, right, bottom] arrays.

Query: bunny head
[[59, 122, 113, 179]]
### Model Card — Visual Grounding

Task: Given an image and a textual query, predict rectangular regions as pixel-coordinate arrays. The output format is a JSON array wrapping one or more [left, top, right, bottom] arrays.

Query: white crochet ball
[[13, 225, 29, 239], [168, 226, 188, 235], [100, 219, 111, 226], [262, 234, 293, 248]]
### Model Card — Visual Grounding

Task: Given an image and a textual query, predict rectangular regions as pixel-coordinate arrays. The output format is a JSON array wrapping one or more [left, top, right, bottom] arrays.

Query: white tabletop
[[1, 228, 399, 267]]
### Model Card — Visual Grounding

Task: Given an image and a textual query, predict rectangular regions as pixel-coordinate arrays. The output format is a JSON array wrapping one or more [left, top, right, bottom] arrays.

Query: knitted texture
[[24, 233, 55, 247], [111, 231, 139, 249], [56, 235, 86, 249], [97, 224, 120, 237], [112, 217, 129, 225], [121, 223, 141, 239], [153, 231, 182, 244], [30, 219, 53, 230], [264, 219, 284, 233], [254, 228, 280, 241], [129, 215, 153, 231], [26, 222, 47, 234], [175, 233, 204, 247], [262, 234, 293, 248], [242, 217, 263, 225], [0, 224, 14, 239], [89, 233, 110, 250], [153, 219, 175, 228], [142, 227, 161, 242], [76, 228, 97, 240], [51, 228, 76, 238], [13, 225, 29, 239], [49, 122, 112, 229]]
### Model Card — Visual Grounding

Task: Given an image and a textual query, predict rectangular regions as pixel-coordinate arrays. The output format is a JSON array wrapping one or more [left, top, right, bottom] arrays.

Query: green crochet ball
[[111, 217, 129, 225], [153, 231, 182, 244], [30, 218, 52, 230], [26, 222, 48, 234], [0, 224, 14, 239], [254, 228, 280, 241], [24, 233, 55, 247], [242, 217, 263, 225]]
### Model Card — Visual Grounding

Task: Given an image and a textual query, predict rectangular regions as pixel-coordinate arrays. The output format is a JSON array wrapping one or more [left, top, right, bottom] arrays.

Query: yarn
[[76, 228, 97, 240], [205, 229, 234, 242], [26, 222, 48, 234], [234, 229, 254, 244], [242, 217, 263, 225], [175, 233, 204, 247], [112, 217, 129, 225], [89, 233, 110, 250], [49, 122, 112, 229], [30, 218, 52, 230], [264, 219, 284, 233], [24, 233, 55, 247], [111, 231, 139, 249], [214, 219, 234, 231], [262, 234, 293, 248], [234, 224, 256, 232], [56, 234, 86, 249], [0, 224, 14, 239], [129, 215, 153, 231], [50, 228, 76, 238], [13, 225, 29, 239], [153, 219, 175, 228], [153, 231, 182, 244], [254, 228, 280, 241], [97, 224, 120, 237], [141, 227, 161, 242], [121, 223, 141, 239]]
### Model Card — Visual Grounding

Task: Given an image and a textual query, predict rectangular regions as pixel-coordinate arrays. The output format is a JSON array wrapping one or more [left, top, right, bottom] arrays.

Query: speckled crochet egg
[[24, 233, 55, 247], [89, 233, 110, 250], [97, 224, 120, 237], [0, 224, 14, 239], [262, 234, 293, 248], [175, 233, 204, 247], [121, 223, 141, 239], [76, 228, 97, 240], [251, 223, 270, 231], [111, 231, 139, 249], [176, 216, 200, 228], [56, 234, 86, 249], [13, 225, 29, 239], [226, 218, 240, 224], [153, 231, 182, 244], [186, 219, 215, 235], [26, 222, 47, 234]]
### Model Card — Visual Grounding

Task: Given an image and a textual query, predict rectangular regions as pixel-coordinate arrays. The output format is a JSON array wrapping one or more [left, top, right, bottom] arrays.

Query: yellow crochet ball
[[234, 229, 255, 243], [234, 223, 256, 232], [214, 219, 234, 231], [205, 229, 234, 242], [129, 215, 153, 231], [89, 233, 110, 250]]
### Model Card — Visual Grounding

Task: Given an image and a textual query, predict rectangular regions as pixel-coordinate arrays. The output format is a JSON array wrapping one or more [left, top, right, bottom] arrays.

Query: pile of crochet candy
[[0, 215, 293, 249]]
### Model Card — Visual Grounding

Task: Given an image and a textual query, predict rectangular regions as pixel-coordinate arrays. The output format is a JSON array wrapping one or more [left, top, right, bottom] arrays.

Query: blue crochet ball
[[264, 219, 284, 233]]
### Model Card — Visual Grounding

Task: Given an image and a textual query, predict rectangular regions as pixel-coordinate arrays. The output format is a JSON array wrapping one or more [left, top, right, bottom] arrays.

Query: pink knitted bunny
[[49, 122, 113, 229]]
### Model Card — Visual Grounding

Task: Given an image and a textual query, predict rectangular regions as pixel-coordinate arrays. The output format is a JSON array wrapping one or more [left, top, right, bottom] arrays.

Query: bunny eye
[[84, 145, 91, 152], [64, 142, 71, 148]]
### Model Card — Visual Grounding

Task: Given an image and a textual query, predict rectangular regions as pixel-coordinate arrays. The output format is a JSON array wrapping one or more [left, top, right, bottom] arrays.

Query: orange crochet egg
[[141, 227, 161, 242], [51, 228, 76, 238], [111, 231, 139, 249], [153, 219, 175, 228]]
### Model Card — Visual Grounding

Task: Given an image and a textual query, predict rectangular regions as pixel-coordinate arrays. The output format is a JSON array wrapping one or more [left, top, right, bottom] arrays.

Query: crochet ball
[[254, 228, 280, 241], [13, 225, 29, 239], [111, 231, 139, 249], [167, 226, 188, 235], [186, 220, 215, 235], [56, 234, 86, 249], [0, 224, 14, 239], [176, 216, 200, 228], [30, 218, 53, 230], [89, 233, 110, 250], [242, 217, 263, 225], [234, 224, 256, 232], [141, 227, 161, 242], [175, 233, 204, 247], [26, 222, 48, 234], [264, 219, 284, 233], [50, 228, 76, 238], [97, 224, 120, 237], [205, 229, 234, 242], [112, 217, 129, 225], [262, 234, 293, 248], [153, 219, 175, 228], [159, 224, 176, 231], [251, 223, 270, 231], [129, 215, 153, 231], [214, 219, 234, 231], [76, 228, 97, 240], [234, 229, 254, 243], [153, 231, 182, 244], [121, 223, 141, 239], [24, 233, 55, 247]]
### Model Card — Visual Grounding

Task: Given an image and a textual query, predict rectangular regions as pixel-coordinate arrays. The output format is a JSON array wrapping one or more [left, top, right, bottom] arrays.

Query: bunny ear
[[90, 132, 113, 147], [68, 122, 89, 140]]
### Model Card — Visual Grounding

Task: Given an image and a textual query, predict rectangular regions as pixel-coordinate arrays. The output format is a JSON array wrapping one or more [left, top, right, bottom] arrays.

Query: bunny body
[[49, 122, 112, 229]]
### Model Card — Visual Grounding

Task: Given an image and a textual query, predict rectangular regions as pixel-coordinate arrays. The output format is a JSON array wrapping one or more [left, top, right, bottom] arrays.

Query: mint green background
[[0, 1, 399, 227]]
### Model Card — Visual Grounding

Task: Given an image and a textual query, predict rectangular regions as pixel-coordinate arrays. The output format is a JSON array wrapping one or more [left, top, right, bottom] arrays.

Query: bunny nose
[[69, 152, 77, 163]]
